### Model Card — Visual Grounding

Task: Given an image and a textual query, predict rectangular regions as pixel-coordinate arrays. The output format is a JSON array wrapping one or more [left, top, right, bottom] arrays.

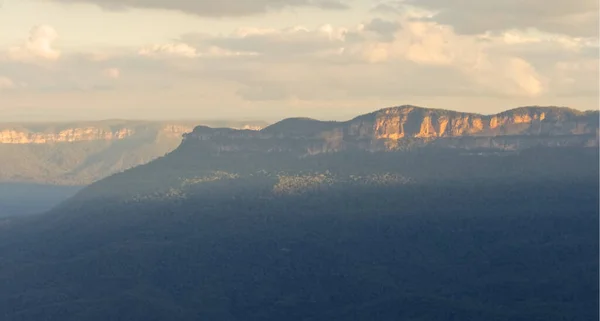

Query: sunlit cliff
[[183, 106, 599, 153]]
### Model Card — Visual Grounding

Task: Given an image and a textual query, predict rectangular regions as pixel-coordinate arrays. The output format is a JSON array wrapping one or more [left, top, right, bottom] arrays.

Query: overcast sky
[[0, 0, 597, 121]]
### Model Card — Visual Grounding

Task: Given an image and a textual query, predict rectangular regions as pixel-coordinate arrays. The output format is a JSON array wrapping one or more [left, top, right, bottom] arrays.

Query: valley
[[0, 119, 268, 185], [0, 105, 598, 320], [3, 1, 598, 319], [0, 119, 267, 216], [0, 183, 82, 218]]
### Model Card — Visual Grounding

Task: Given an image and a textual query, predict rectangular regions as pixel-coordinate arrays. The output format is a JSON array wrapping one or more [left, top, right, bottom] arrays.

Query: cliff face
[[338, 106, 596, 140], [60, 106, 599, 205], [0, 123, 196, 144], [0, 128, 136, 144], [0, 121, 266, 144], [0, 120, 267, 185], [365, 106, 596, 139], [183, 106, 599, 154]]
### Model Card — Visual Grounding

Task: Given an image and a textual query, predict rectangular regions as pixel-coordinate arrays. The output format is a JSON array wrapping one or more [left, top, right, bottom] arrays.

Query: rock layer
[[183, 106, 599, 153], [0, 121, 266, 144]]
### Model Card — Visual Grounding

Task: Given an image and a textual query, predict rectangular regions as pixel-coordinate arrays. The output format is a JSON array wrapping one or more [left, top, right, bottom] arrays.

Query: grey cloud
[[46, 0, 350, 16], [5, 16, 597, 102], [580, 46, 600, 59], [0, 61, 56, 88], [215, 59, 511, 102], [493, 42, 598, 66], [398, 0, 599, 37], [364, 18, 401, 41], [236, 83, 291, 101], [370, 2, 402, 14], [182, 30, 345, 59], [555, 89, 599, 98], [0, 51, 176, 92]]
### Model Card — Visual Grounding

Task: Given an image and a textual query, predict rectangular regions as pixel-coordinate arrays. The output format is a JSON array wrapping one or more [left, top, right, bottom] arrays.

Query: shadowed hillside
[[0, 119, 267, 185], [1, 168, 598, 321], [0, 105, 598, 321]]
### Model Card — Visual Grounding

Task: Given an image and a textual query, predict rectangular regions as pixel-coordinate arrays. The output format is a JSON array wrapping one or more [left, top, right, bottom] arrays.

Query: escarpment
[[60, 105, 599, 205], [0, 123, 193, 144], [182, 106, 599, 154], [0, 120, 266, 184], [0, 121, 267, 144], [0, 127, 134, 144]]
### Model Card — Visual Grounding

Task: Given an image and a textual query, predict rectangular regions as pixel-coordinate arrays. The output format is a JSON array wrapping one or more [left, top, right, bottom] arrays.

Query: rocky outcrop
[[0, 128, 135, 144], [0, 120, 267, 185], [182, 106, 599, 154], [351, 106, 598, 139], [0, 121, 266, 144], [60, 106, 598, 204]]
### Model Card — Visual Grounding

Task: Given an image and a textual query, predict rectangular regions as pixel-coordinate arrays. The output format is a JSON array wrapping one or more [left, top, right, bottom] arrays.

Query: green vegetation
[[0, 107, 598, 320], [0, 120, 267, 185], [0, 174, 597, 321]]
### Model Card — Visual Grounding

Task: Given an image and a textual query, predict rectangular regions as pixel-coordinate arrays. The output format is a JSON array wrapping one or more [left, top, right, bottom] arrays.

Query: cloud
[[363, 18, 402, 41], [44, 0, 349, 17], [139, 43, 199, 58], [471, 56, 545, 97], [0, 77, 16, 90], [548, 58, 599, 97], [6, 25, 61, 62], [102, 68, 120, 79], [396, 0, 599, 37], [2, 18, 596, 107], [182, 25, 349, 60], [163, 20, 550, 100], [237, 82, 291, 101], [138, 42, 258, 58]]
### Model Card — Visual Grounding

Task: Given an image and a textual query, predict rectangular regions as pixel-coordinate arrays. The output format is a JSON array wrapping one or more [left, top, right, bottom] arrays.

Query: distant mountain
[[1, 106, 598, 321], [60, 105, 599, 206], [185, 105, 599, 154], [0, 183, 82, 218], [0, 119, 268, 185], [2, 106, 596, 187]]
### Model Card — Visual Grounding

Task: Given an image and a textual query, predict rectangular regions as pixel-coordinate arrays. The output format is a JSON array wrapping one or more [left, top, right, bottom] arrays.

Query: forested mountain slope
[[0, 120, 267, 185], [0, 105, 598, 321]]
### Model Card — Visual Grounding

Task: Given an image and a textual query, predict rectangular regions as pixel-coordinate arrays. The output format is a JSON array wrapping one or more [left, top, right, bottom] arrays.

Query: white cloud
[[103, 68, 120, 79], [470, 56, 545, 97], [139, 43, 199, 58], [163, 20, 550, 99], [491, 29, 596, 51], [0, 77, 16, 90], [138, 42, 258, 59], [234, 27, 281, 37], [185, 25, 350, 60], [1, 17, 596, 112], [6, 25, 61, 63]]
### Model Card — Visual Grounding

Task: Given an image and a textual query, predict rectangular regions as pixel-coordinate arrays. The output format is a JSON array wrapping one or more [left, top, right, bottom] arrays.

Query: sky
[[0, 0, 598, 122]]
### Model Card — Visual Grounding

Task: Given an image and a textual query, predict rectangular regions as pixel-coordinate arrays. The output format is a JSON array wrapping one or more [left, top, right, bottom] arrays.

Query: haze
[[0, 0, 598, 122]]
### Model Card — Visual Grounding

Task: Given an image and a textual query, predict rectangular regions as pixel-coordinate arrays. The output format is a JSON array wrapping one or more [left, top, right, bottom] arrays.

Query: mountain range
[[184, 105, 598, 154], [57, 105, 597, 204], [1, 105, 598, 216], [0, 104, 598, 321], [0, 119, 267, 185], [1, 105, 598, 187]]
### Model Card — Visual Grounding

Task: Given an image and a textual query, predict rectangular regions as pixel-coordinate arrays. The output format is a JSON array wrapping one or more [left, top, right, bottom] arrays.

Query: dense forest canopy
[[0, 106, 598, 320]]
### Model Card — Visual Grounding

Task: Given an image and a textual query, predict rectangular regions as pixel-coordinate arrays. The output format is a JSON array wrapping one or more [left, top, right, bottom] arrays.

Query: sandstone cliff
[[0, 120, 265, 144], [0, 120, 267, 185], [57, 105, 598, 204], [183, 106, 599, 153], [0, 127, 135, 144]]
